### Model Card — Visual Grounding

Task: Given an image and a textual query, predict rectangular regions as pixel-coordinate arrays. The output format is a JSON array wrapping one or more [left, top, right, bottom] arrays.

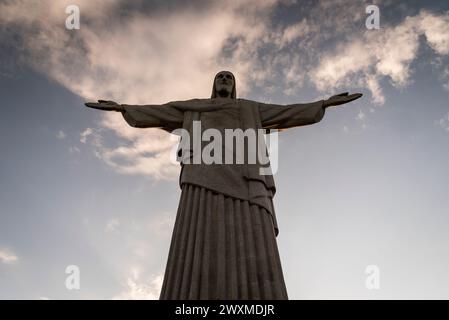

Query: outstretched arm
[[259, 92, 362, 130], [85, 100, 184, 131]]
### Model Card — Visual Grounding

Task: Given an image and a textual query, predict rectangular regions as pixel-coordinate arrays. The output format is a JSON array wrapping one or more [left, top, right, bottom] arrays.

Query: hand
[[84, 100, 123, 112], [323, 92, 363, 108]]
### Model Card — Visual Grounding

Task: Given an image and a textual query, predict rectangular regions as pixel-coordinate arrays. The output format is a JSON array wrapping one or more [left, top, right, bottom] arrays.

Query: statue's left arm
[[258, 92, 362, 130]]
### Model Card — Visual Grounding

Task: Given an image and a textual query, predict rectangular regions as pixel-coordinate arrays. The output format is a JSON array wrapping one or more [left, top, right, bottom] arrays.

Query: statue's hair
[[211, 71, 236, 99]]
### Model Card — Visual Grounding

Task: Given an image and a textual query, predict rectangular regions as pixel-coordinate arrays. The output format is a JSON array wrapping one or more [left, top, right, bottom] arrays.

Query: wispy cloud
[[94, 113, 180, 180], [69, 146, 81, 154], [436, 112, 449, 132], [80, 128, 93, 144], [0, 248, 18, 264], [440, 65, 449, 91], [112, 268, 163, 300], [310, 10, 449, 105], [56, 130, 66, 140], [105, 218, 120, 233]]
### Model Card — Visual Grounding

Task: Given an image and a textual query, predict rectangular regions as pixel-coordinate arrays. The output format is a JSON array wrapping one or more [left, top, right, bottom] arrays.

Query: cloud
[[69, 146, 80, 154], [0, 0, 279, 102], [94, 113, 180, 180], [112, 268, 163, 300], [419, 12, 449, 55], [310, 10, 449, 105], [56, 130, 66, 140], [440, 65, 449, 91], [105, 218, 120, 233], [0, 248, 18, 264], [80, 128, 93, 144], [148, 212, 175, 237], [357, 109, 366, 121], [277, 19, 316, 48], [436, 112, 449, 132]]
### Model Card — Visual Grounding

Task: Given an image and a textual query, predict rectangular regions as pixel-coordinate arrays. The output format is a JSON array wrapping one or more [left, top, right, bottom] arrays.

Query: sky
[[1, 0, 449, 299]]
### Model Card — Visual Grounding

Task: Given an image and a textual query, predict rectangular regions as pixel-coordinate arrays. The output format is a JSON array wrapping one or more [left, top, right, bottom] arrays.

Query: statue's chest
[[199, 106, 241, 131]]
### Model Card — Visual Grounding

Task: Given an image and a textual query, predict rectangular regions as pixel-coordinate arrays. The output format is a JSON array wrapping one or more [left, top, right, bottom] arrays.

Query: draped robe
[[121, 97, 325, 299]]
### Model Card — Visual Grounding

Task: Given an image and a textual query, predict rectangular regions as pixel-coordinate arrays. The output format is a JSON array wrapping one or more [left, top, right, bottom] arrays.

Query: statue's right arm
[[121, 102, 184, 130], [85, 100, 184, 130]]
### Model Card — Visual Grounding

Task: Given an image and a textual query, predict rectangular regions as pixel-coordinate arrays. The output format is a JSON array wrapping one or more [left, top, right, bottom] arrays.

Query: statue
[[85, 71, 362, 299]]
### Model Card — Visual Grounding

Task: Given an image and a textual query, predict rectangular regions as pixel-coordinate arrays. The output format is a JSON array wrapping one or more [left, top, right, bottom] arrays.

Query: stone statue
[[85, 71, 362, 299]]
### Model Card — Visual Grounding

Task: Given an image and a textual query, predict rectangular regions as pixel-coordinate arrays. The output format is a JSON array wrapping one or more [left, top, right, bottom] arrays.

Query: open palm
[[84, 100, 123, 112], [324, 92, 363, 108]]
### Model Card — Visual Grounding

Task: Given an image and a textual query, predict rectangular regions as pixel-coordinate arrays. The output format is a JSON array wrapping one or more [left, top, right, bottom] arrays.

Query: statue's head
[[211, 70, 236, 99]]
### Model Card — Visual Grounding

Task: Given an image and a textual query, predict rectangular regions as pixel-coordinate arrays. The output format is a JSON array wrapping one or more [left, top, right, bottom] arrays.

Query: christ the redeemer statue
[[85, 71, 362, 300]]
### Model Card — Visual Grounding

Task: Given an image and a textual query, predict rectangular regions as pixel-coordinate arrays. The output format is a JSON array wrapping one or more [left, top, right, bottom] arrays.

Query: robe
[[121, 97, 325, 299]]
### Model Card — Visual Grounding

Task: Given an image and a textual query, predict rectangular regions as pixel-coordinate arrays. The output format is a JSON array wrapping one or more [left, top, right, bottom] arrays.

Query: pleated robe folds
[[121, 97, 325, 300]]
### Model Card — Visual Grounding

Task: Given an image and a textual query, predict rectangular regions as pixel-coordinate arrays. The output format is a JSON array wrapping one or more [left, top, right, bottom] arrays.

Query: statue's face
[[214, 71, 234, 97]]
